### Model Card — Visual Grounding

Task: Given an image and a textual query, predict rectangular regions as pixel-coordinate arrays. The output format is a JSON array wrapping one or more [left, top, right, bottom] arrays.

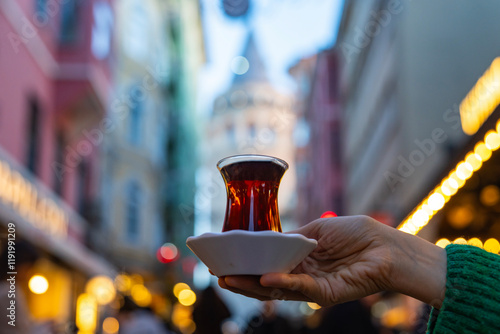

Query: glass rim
[[217, 154, 289, 171]]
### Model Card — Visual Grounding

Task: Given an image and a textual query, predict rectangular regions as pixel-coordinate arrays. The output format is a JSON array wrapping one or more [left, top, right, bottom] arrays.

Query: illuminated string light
[[428, 193, 445, 211], [435, 238, 450, 248], [485, 130, 500, 150], [474, 142, 492, 161], [456, 162, 473, 180], [436, 237, 500, 253], [398, 116, 499, 235], [467, 237, 483, 248], [453, 237, 467, 245], [484, 238, 500, 254], [465, 152, 482, 171]]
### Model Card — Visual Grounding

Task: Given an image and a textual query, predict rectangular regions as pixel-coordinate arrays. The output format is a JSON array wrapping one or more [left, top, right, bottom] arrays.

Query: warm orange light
[[131, 284, 152, 307], [435, 238, 450, 248], [449, 171, 466, 188], [485, 130, 500, 150], [474, 142, 492, 161], [172, 303, 193, 328], [86, 276, 116, 305], [307, 302, 322, 310], [178, 289, 196, 306], [76, 293, 97, 333], [114, 274, 132, 293], [178, 318, 196, 334], [28, 275, 49, 294], [467, 237, 483, 248], [428, 193, 445, 211], [453, 237, 467, 245], [411, 210, 429, 228], [102, 317, 119, 334], [456, 162, 473, 180], [484, 238, 500, 254], [398, 115, 500, 235], [480, 185, 500, 206], [420, 204, 434, 217], [130, 274, 144, 285], [465, 152, 482, 171], [440, 180, 453, 196], [460, 57, 500, 135], [173, 283, 190, 298]]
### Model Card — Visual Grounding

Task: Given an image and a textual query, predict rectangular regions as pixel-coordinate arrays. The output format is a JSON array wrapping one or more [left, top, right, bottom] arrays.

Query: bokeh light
[[427, 193, 445, 211], [465, 152, 482, 171], [484, 238, 500, 254], [474, 142, 492, 161], [102, 317, 119, 334], [178, 289, 196, 306], [157, 243, 179, 263], [484, 130, 500, 150], [230, 56, 250, 75], [86, 276, 116, 305], [453, 237, 468, 245], [114, 273, 133, 292], [435, 238, 450, 248], [131, 284, 152, 307], [173, 282, 191, 298], [28, 275, 49, 294], [320, 211, 337, 218], [467, 237, 483, 248], [480, 185, 500, 206]]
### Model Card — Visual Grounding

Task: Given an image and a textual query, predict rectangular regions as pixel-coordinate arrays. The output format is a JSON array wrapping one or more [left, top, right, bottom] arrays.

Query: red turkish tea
[[218, 156, 288, 232]]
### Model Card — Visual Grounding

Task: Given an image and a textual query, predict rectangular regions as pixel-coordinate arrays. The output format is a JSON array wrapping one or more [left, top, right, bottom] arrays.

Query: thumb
[[285, 219, 324, 239], [261, 273, 318, 297]]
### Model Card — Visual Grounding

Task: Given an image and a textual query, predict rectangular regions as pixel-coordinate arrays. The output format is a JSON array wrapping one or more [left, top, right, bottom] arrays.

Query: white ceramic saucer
[[186, 230, 317, 277]]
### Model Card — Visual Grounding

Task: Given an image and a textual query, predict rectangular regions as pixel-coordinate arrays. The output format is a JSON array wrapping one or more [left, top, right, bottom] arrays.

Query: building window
[[126, 181, 141, 242], [128, 86, 143, 145], [27, 97, 40, 175], [123, 0, 148, 61], [60, 0, 79, 44], [91, 1, 113, 59], [76, 159, 89, 215], [54, 132, 65, 195]]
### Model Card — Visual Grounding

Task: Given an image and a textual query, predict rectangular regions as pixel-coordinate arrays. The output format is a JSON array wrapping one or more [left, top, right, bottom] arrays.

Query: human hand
[[219, 216, 446, 308]]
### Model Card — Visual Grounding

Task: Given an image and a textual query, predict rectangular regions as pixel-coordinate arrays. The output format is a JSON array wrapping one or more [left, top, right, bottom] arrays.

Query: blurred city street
[[1, 0, 500, 333]]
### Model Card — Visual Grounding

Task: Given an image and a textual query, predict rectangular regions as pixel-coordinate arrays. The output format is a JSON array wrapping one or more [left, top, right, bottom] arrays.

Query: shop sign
[[0, 159, 68, 239]]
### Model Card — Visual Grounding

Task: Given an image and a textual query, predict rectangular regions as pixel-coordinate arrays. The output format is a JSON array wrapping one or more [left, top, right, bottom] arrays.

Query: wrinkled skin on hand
[[219, 216, 396, 307]]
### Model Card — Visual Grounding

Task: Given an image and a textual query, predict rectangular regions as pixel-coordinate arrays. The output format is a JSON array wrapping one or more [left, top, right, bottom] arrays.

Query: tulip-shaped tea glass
[[217, 154, 288, 232]]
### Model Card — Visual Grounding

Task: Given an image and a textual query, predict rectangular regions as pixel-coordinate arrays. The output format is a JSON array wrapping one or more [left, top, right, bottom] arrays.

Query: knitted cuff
[[428, 244, 500, 333]]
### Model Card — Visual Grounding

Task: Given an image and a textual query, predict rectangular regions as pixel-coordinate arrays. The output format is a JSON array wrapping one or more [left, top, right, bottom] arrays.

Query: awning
[[0, 146, 115, 277]]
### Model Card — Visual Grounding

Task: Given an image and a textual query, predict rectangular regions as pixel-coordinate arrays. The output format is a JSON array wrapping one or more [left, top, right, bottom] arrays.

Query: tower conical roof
[[232, 33, 269, 85]]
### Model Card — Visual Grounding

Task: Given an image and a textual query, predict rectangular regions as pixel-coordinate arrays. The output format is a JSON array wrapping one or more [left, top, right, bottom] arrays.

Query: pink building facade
[[291, 51, 344, 225], [0, 0, 115, 326]]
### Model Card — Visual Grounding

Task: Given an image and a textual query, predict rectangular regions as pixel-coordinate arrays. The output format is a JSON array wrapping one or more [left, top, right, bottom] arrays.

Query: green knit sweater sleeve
[[427, 244, 500, 333]]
